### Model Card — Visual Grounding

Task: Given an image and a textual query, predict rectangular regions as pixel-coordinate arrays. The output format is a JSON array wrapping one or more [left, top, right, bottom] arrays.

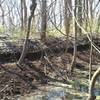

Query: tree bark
[[0, 2, 5, 27], [21, 0, 27, 31], [78, 0, 82, 35], [17, 0, 37, 65], [70, 0, 77, 72], [85, 0, 89, 31], [64, 0, 72, 38], [21, 0, 24, 31], [89, 34, 93, 80], [23, 0, 27, 30], [40, 0, 47, 42], [87, 67, 100, 100]]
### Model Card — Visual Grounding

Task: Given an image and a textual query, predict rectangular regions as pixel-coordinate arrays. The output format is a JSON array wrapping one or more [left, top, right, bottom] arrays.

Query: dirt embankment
[[0, 37, 100, 62]]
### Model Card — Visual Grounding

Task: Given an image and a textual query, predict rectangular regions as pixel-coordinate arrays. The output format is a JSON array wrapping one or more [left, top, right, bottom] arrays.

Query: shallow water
[[13, 75, 100, 100], [15, 85, 100, 100], [45, 90, 65, 100], [78, 84, 100, 96]]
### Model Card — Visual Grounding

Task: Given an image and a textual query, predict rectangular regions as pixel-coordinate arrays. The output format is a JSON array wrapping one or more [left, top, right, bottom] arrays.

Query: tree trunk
[[89, 34, 93, 80], [20, 0, 27, 31], [85, 0, 89, 31], [96, 15, 100, 33], [17, 0, 37, 65], [70, 0, 77, 72], [0, 2, 5, 28], [23, 0, 27, 30], [64, 0, 72, 38], [78, 0, 82, 35], [89, 0, 93, 31], [21, 0, 24, 31], [40, 0, 47, 42], [87, 67, 100, 100]]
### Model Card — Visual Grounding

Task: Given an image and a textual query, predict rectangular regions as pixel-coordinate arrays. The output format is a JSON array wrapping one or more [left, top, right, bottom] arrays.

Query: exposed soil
[[0, 36, 100, 62], [0, 38, 100, 100]]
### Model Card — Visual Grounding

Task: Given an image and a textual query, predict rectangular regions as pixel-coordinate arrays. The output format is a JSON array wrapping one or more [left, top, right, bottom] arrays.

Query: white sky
[[0, 0, 100, 27]]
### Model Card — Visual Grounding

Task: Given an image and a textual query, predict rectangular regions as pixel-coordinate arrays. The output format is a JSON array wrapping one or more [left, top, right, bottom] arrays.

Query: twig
[[44, 56, 71, 82], [0, 85, 9, 93]]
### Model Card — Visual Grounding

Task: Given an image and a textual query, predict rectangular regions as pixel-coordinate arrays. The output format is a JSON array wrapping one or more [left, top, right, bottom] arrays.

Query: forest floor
[[0, 38, 100, 100]]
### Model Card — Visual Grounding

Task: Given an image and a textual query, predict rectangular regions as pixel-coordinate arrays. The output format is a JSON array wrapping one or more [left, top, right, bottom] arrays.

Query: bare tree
[[87, 67, 100, 100], [78, 0, 82, 35], [21, 0, 24, 31], [64, 0, 72, 39], [23, 0, 27, 30], [70, 0, 78, 72], [89, 0, 93, 31], [96, 14, 100, 33], [89, 35, 93, 80], [40, 0, 47, 42], [0, 1, 5, 27], [20, 0, 27, 31], [17, 0, 37, 66], [85, 0, 89, 31]]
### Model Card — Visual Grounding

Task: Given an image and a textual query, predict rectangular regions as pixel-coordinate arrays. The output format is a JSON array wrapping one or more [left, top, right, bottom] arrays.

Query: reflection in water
[[43, 85, 100, 100], [45, 90, 65, 100], [17, 84, 100, 100], [94, 90, 100, 96], [79, 84, 100, 96]]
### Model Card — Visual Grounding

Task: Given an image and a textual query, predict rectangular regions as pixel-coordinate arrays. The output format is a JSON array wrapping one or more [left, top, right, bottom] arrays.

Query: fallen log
[[0, 37, 100, 62]]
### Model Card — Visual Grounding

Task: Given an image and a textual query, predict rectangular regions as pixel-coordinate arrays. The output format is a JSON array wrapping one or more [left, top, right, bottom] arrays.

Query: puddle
[[94, 90, 100, 96], [79, 84, 100, 96], [12, 82, 100, 100], [45, 90, 65, 100]]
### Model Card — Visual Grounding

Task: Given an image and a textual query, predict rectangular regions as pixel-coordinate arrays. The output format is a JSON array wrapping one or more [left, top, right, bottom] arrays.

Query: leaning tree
[[17, 0, 37, 66]]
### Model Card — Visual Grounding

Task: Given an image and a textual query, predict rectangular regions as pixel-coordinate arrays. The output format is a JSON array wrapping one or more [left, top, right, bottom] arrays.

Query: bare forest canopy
[[0, 0, 100, 38]]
